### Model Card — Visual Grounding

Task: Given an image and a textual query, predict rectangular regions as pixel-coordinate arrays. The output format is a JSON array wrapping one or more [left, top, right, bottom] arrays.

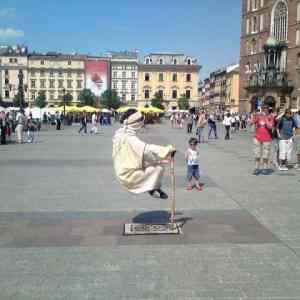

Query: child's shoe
[[195, 184, 203, 191], [186, 184, 193, 191]]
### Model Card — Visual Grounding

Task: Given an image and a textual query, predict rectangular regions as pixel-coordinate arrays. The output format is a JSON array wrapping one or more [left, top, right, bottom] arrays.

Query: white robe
[[112, 126, 173, 194]]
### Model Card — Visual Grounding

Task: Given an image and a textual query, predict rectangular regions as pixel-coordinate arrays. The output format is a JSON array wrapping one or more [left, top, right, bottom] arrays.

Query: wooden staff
[[170, 151, 176, 224]]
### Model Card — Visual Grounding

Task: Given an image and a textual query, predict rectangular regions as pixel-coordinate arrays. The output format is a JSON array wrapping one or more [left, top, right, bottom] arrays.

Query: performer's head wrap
[[124, 111, 144, 131]]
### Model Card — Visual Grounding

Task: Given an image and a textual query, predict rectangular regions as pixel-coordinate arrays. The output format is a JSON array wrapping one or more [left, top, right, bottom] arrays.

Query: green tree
[[78, 89, 96, 107], [151, 92, 165, 110], [34, 91, 47, 108], [13, 93, 24, 108], [178, 94, 189, 110], [64, 93, 73, 105], [101, 89, 121, 109]]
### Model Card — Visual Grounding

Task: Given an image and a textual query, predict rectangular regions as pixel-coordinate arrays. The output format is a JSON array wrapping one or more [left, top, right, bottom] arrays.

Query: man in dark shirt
[[277, 109, 297, 171]]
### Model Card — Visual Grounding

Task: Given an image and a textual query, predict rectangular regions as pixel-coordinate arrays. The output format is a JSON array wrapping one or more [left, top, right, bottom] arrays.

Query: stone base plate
[[124, 223, 183, 235]]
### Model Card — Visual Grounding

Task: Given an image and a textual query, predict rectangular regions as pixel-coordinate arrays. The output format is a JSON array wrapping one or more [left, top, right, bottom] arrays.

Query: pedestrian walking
[[78, 113, 87, 134], [277, 109, 297, 171], [208, 113, 218, 139], [186, 113, 194, 134], [223, 112, 233, 140], [251, 105, 274, 175], [196, 110, 207, 143], [55, 112, 61, 130], [15, 109, 26, 144], [185, 137, 202, 191]]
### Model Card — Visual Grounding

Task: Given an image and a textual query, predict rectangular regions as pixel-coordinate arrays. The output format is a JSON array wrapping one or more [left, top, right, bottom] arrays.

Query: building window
[[145, 58, 150, 64], [245, 62, 251, 73], [31, 80, 36, 88], [113, 82, 117, 89], [49, 80, 55, 88], [252, 15, 258, 33], [5, 78, 9, 85], [5, 90, 9, 98], [113, 71, 117, 78], [172, 90, 177, 99], [272, 1, 288, 41], [9, 58, 13, 63], [58, 80, 64, 88], [31, 92, 36, 101], [252, 0, 258, 10], [172, 73, 177, 82], [159, 73, 164, 82], [50, 71, 54, 77], [67, 72, 72, 78], [131, 94, 135, 101], [41, 60, 45, 65], [260, 0, 264, 8], [246, 19, 250, 35], [158, 90, 163, 99], [187, 58, 191, 65], [186, 90, 191, 99], [67, 80, 72, 88], [131, 82, 135, 89], [260, 14, 264, 31], [5, 70, 9, 76], [252, 39, 257, 54], [297, 30, 300, 46], [122, 71, 126, 78], [40, 80, 45, 88], [186, 74, 191, 82], [77, 80, 83, 88], [145, 90, 150, 99], [159, 58, 164, 65], [173, 58, 177, 65], [122, 81, 126, 89], [145, 73, 150, 81], [68, 61, 72, 65], [297, 3, 300, 21], [132, 72, 135, 78]]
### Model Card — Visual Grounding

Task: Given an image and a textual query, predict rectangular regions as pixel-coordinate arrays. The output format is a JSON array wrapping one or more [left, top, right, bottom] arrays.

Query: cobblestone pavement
[[0, 122, 300, 300]]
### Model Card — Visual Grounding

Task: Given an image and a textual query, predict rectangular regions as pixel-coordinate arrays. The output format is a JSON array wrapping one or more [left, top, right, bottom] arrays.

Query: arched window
[[159, 58, 164, 65], [271, 1, 288, 41], [296, 30, 300, 46], [173, 58, 177, 65], [187, 58, 191, 65]]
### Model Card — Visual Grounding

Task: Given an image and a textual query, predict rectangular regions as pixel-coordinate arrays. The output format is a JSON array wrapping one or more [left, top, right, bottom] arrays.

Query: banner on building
[[85, 60, 108, 97]]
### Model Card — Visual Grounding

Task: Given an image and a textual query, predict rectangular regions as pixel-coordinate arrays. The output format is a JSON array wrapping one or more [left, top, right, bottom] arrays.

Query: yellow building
[[225, 64, 240, 113], [138, 53, 200, 108], [0, 45, 29, 104], [28, 54, 85, 106]]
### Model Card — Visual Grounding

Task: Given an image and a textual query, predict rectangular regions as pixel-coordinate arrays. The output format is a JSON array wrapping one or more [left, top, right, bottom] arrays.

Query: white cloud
[[0, 8, 16, 17], [0, 28, 24, 39]]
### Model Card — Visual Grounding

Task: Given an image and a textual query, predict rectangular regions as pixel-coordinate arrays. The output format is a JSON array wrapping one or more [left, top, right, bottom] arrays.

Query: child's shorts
[[187, 165, 200, 181]]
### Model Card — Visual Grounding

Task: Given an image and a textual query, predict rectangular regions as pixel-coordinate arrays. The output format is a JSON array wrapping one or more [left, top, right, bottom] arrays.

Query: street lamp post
[[62, 88, 66, 125], [17, 70, 25, 110]]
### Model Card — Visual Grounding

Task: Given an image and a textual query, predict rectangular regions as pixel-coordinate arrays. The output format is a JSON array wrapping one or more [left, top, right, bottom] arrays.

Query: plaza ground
[[0, 122, 300, 299]]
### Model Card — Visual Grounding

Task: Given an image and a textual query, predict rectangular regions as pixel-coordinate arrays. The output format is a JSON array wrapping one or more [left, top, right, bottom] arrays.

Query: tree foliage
[[78, 89, 96, 107], [178, 94, 189, 110], [101, 89, 121, 109], [34, 91, 47, 108], [13, 93, 24, 108], [151, 92, 165, 110]]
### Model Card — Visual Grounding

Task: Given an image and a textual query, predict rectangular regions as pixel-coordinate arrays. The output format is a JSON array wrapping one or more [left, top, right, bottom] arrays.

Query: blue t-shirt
[[278, 117, 297, 140]]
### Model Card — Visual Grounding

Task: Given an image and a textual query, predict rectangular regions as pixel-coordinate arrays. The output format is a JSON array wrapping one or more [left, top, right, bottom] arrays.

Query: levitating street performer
[[112, 109, 175, 199]]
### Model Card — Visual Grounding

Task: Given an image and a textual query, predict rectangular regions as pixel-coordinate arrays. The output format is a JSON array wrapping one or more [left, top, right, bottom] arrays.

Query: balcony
[[245, 71, 294, 94]]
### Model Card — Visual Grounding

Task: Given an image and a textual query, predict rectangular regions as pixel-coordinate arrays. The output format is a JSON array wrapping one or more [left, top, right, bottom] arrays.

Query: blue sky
[[0, 0, 241, 78]]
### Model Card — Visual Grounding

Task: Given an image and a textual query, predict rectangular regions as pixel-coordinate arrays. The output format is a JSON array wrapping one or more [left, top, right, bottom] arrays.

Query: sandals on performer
[[148, 189, 168, 199]]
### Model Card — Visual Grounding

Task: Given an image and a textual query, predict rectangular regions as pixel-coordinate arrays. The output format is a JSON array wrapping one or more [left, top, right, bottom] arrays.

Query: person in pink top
[[251, 105, 274, 175]]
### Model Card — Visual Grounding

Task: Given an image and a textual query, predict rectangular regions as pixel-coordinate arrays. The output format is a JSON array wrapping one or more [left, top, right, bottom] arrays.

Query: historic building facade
[[138, 53, 200, 108], [28, 54, 85, 106], [225, 64, 240, 113], [110, 51, 138, 103], [240, 0, 300, 112], [0, 45, 29, 105]]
